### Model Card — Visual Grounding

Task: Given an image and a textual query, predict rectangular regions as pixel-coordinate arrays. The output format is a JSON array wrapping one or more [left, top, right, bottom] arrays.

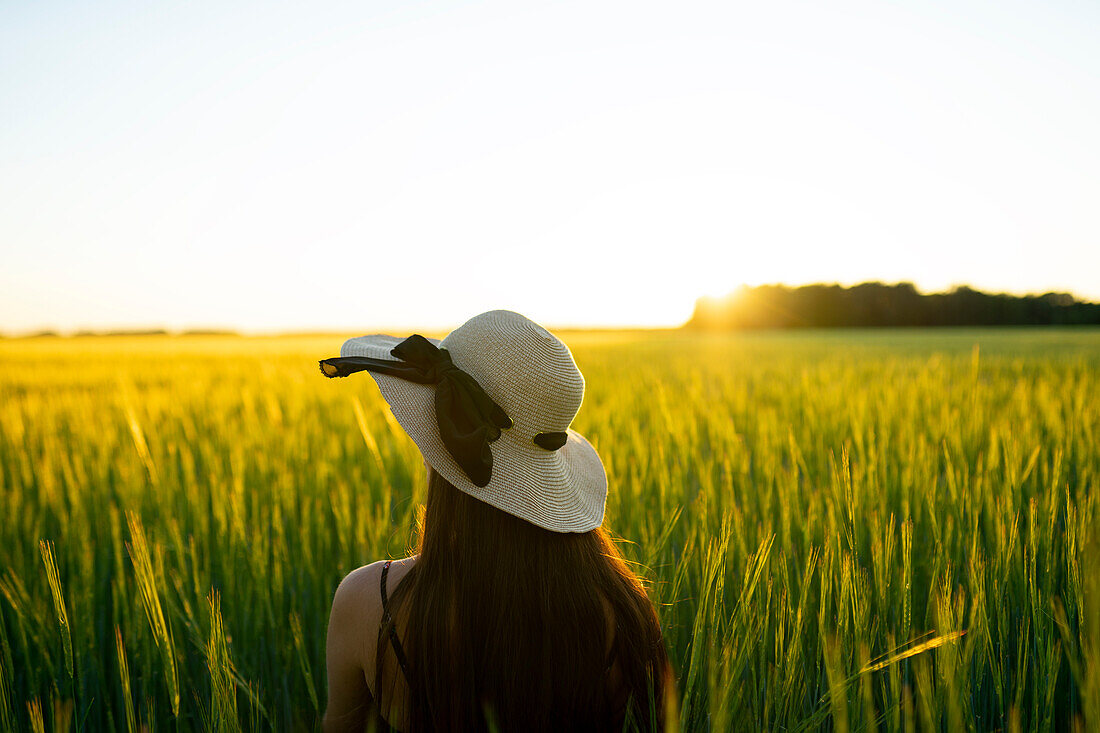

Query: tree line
[[687, 282, 1100, 329]]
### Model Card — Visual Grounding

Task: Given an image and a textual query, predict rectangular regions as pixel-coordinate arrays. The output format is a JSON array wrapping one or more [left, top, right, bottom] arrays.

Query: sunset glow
[[2, 0, 1099, 334]]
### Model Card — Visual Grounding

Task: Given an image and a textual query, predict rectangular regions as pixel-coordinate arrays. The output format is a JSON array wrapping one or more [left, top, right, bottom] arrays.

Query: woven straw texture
[[340, 310, 608, 533]]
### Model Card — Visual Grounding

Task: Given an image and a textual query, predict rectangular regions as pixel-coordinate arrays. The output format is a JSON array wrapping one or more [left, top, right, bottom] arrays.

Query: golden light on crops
[[2, 329, 1097, 728]]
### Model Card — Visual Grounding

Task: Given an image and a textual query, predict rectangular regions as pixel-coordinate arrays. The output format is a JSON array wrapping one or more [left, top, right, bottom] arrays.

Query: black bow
[[533, 431, 568, 450], [319, 335, 513, 487]]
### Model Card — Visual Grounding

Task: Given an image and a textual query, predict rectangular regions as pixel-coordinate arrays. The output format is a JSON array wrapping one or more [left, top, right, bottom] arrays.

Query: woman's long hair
[[375, 469, 672, 732]]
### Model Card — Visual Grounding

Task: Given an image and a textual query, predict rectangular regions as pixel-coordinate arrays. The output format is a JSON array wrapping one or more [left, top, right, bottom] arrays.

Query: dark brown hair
[[374, 469, 673, 732]]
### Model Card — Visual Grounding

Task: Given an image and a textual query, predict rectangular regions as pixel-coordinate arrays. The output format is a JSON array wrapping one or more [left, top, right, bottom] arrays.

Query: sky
[[2, 0, 1099, 334]]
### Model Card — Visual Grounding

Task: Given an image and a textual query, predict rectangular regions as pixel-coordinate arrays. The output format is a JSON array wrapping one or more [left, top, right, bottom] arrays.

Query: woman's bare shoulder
[[332, 557, 418, 623], [327, 556, 418, 647], [327, 556, 418, 697]]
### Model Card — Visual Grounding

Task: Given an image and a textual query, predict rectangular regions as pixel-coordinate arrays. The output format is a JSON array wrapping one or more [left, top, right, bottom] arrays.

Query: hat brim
[[340, 334, 608, 533]]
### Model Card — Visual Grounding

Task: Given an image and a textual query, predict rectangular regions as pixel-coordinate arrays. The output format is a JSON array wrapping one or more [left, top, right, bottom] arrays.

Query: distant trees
[[687, 282, 1100, 329]]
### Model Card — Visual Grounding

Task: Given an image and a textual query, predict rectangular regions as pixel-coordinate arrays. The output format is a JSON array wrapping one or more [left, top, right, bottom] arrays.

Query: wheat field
[[1, 328, 1097, 731]]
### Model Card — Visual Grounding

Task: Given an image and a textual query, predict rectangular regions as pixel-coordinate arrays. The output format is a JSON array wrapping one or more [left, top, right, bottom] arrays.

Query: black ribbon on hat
[[533, 431, 568, 450], [319, 335, 514, 487]]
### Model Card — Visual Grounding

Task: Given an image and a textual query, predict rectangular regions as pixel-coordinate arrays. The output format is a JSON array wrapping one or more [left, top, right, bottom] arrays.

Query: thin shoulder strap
[[380, 561, 412, 682]]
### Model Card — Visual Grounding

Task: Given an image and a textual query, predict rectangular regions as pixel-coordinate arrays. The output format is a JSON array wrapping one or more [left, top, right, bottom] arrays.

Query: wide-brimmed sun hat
[[319, 310, 607, 533]]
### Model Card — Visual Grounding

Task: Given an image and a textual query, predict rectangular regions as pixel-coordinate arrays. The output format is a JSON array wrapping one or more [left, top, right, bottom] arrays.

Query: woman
[[319, 310, 672, 732]]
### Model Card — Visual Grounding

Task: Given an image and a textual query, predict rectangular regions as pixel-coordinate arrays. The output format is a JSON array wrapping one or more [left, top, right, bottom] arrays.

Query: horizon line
[[6, 280, 1099, 338]]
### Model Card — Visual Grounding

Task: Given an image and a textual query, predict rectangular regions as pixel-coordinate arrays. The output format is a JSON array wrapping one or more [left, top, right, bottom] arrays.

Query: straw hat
[[319, 310, 607, 533]]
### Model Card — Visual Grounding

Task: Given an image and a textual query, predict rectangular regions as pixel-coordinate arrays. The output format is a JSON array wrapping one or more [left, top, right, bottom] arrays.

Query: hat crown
[[440, 310, 584, 437]]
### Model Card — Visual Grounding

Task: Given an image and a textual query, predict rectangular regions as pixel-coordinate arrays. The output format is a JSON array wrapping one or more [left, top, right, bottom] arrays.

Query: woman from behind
[[319, 310, 672, 732]]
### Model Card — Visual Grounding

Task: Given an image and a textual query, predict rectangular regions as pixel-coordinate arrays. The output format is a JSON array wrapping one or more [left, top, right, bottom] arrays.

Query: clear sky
[[2, 0, 1098, 334]]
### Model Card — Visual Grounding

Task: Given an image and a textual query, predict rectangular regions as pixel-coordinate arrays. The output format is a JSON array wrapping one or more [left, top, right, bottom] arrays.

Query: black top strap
[[380, 561, 411, 683]]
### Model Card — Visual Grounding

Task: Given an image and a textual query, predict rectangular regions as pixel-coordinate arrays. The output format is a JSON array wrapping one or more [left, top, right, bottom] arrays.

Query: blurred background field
[[1, 328, 1098, 731]]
